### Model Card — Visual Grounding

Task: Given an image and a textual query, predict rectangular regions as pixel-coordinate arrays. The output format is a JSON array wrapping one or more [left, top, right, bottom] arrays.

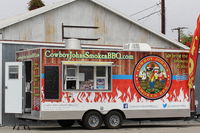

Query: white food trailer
[[4, 43, 193, 129]]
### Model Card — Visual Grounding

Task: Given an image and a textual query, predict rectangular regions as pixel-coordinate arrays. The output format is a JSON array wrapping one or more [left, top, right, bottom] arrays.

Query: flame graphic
[[41, 80, 189, 104]]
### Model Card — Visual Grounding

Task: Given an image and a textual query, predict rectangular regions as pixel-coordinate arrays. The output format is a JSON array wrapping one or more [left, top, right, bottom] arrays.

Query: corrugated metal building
[[0, 41, 65, 125], [0, 0, 199, 126], [0, 0, 188, 49]]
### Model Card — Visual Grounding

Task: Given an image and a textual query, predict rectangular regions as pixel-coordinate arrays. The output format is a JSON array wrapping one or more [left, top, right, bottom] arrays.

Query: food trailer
[[4, 45, 191, 129]]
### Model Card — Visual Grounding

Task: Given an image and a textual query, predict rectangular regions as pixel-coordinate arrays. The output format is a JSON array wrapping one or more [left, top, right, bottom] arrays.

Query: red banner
[[188, 15, 200, 89]]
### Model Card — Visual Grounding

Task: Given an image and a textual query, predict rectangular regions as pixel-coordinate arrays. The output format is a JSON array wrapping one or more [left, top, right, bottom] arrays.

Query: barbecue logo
[[133, 56, 172, 100]]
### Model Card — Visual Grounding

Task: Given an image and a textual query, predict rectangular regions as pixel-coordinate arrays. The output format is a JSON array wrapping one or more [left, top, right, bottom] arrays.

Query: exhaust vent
[[123, 43, 151, 51], [65, 39, 81, 49]]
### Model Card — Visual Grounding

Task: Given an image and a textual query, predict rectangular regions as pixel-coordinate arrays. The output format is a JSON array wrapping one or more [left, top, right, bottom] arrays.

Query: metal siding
[[4, 16, 45, 42], [29, 16, 45, 42], [195, 53, 200, 114], [39, 110, 190, 120], [2, 44, 46, 125], [0, 43, 2, 125]]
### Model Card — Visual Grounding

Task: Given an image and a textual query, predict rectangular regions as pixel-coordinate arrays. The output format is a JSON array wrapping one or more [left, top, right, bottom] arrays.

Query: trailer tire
[[104, 111, 123, 129], [82, 111, 103, 130], [57, 120, 75, 128]]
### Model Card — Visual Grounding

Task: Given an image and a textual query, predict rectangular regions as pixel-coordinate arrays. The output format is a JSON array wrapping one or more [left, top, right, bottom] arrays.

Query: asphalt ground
[[0, 119, 200, 133]]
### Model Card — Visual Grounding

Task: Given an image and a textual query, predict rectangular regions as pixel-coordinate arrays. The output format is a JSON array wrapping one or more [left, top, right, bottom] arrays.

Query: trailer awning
[[62, 61, 113, 66]]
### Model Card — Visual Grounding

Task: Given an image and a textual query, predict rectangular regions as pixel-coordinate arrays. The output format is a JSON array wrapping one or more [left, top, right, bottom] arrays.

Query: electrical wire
[[137, 10, 161, 21], [130, 2, 161, 17]]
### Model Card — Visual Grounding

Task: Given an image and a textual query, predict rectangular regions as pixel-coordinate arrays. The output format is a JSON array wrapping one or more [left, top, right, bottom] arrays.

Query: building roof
[[0, 0, 189, 49]]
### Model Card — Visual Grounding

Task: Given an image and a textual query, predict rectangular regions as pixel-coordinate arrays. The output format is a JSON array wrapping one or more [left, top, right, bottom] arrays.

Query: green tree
[[180, 33, 193, 47], [28, 0, 45, 11]]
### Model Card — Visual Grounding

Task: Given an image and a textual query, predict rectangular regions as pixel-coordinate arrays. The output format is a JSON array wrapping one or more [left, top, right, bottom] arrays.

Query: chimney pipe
[[65, 39, 81, 49]]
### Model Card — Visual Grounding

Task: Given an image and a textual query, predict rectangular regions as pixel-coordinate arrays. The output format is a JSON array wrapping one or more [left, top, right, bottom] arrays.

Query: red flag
[[188, 15, 200, 89]]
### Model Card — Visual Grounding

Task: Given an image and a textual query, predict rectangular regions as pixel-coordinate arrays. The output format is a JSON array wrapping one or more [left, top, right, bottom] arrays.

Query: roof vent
[[123, 43, 151, 51]]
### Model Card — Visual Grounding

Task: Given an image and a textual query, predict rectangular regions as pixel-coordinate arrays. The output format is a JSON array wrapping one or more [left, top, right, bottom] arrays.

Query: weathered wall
[[2, 0, 179, 49], [1, 43, 61, 126], [1, 44, 40, 125], [195, 53, 200, 114]]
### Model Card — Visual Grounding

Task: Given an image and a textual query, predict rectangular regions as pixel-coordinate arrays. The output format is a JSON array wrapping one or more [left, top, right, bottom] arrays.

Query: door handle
[[5, 86, 8, 89]]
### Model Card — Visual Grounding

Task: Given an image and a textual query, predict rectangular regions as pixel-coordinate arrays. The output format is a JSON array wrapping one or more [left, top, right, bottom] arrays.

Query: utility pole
[[161, 0, 166, 34], [172, 27, 188, 42]]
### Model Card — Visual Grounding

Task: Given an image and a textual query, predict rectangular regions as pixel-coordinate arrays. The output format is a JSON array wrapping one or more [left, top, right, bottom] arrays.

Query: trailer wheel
[[104, 111, 123, 129], [82, 111, 103, 130], [57, 120, 75, 128]]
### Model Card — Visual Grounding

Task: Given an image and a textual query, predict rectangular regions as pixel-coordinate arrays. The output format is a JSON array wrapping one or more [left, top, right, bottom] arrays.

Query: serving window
[[62, 61, 112, 91]]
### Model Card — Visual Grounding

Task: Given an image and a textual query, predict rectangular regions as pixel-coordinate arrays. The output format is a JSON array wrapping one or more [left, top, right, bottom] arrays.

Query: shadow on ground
[[9, 118, 200, 131], [29, 124, 200, 131]]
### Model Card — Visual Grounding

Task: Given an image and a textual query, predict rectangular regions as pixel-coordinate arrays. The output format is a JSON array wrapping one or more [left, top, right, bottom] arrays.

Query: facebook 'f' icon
[[123, 103, 128, 109]]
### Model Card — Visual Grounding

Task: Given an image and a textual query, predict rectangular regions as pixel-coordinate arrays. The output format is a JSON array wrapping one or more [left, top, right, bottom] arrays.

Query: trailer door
[[5, 62, 23, 113]]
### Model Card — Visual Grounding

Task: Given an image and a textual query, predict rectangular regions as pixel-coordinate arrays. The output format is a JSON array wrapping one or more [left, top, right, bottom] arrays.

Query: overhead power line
[[130, 2, 161, 17], [172, 27, 188, 42], [137, 10, 161, 21]]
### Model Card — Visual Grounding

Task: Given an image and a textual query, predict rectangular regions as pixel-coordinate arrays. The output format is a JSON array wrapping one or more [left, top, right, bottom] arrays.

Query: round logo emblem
[[133, 56, 172, 100]]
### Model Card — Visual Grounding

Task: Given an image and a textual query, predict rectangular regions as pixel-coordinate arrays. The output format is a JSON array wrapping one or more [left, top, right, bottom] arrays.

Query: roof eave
[[0, 0, 76, 29]]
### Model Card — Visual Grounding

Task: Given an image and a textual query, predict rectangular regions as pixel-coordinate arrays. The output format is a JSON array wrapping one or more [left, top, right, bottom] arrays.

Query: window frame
[[63, 65, 79, 91], [62, 61, 112, 92], [95, 66, 108, 90]]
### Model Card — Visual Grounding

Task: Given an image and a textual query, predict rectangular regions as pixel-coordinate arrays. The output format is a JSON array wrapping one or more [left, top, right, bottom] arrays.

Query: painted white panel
[[5, 62, 22, 114]]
